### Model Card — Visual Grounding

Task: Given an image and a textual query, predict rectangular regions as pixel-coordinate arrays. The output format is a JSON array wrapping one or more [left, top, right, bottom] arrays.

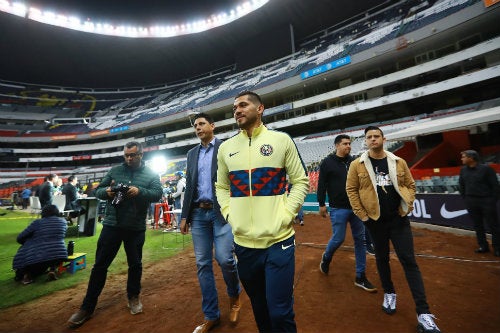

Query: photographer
[[67, 141, 163, 328]]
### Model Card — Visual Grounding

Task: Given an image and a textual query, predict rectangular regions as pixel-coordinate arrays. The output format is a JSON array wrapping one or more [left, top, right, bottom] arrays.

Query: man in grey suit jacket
[[180, 113, 241, 333]]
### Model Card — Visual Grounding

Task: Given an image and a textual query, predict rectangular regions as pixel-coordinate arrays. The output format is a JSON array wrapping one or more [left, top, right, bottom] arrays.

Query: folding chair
[[161, 209, 185, 250], [29, 196, 42, 217], [53, 195, 75, 220]]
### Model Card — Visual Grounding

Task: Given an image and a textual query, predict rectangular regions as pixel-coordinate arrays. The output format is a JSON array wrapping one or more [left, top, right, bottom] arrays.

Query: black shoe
[[354, 274, 377, 293], [474, 247, 490, 253], [494, 248, 500, 257], [319, 252, 329, 275], [47, 271, 58, 281], [366, 244, 375, 256]]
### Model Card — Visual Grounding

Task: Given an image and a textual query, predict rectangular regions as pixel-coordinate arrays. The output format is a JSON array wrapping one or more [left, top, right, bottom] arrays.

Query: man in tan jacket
[[346, 126, 441, 333]]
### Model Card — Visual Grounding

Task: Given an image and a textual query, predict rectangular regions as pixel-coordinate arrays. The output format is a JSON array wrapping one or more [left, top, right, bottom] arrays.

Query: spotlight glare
[[1, 0, 270, 38]]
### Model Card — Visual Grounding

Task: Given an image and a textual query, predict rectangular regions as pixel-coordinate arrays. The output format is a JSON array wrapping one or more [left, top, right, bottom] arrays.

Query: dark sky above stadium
[[0, 0, 387, 88]]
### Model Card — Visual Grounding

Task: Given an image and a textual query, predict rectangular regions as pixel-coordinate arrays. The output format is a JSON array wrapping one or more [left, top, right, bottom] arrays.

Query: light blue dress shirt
[[196, 138, 215, 203]]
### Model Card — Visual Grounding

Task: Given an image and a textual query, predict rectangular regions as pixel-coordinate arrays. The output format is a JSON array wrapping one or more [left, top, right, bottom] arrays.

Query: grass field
[[0, 208, 191, 309]]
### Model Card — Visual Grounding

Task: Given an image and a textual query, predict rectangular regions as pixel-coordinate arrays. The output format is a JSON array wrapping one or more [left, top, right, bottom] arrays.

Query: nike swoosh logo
[[229, 152, 239, 157], [440, 204, 468, 219], [282, 240, 295, 250]]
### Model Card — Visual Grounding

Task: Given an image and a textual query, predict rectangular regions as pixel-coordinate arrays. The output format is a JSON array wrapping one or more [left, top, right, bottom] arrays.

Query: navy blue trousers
[[234, 235, 296, 333]]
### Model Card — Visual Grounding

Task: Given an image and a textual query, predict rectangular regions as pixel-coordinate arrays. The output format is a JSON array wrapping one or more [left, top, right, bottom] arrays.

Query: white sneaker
[[382, 293, 396, 314], [128, 296, 143, 315], [417, 313, 440, 333]]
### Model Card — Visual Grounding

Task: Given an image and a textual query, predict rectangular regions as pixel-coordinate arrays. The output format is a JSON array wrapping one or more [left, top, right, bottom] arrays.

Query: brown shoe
[[229, 295, 241, 323], [67, 309, 92, 328], [192, 318, 220, 333]]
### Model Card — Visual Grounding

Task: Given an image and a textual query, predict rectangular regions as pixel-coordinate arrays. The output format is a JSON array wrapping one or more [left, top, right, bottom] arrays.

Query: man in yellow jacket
[[216, 91, 309, 333], [346, 126, 441, 333]]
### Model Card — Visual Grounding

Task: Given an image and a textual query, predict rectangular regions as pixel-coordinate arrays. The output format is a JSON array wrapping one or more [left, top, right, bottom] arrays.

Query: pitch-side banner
[[409, 193, 500, 231]]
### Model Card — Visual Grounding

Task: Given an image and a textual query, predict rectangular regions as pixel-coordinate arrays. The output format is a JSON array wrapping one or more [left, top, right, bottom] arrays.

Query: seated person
[[13, 205, 68, 284], [62, 175, 86, 220]]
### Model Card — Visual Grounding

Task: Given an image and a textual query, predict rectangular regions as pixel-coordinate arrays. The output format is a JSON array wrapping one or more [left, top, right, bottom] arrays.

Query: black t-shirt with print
[[369, 156, 400, 217]]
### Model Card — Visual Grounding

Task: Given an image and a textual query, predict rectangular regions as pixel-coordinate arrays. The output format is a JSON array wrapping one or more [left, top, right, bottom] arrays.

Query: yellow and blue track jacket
[[216, 124, 309, 248]]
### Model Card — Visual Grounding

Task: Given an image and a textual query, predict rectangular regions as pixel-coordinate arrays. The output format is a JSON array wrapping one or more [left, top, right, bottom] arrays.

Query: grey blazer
[[181, 138, 224, 223]]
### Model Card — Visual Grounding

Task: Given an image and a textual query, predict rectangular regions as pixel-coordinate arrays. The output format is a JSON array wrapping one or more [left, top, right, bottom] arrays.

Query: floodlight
[[149, 156, 167, 175], [1, 0, 269, 37], [11, 2, 26, 15]]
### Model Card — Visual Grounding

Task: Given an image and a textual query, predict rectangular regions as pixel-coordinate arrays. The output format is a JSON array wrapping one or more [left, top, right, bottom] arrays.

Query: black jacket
[[317, 153, 354, 209], [38, 181, 54, 208], [459, 163, 499, 199], [62, 182, 80, 211]]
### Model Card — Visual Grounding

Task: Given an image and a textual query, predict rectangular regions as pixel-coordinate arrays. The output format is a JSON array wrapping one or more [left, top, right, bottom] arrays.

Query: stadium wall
[[302, 193, 500, 232]]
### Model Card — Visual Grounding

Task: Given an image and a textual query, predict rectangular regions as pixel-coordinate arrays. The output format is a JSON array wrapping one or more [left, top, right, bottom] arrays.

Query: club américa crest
[[260, 144, 273, 156]]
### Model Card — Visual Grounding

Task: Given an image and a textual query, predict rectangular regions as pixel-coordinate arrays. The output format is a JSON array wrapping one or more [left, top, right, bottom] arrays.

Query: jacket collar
[[332, 153, 352, 162], [240, 123, 266, 138], [122, 161, 145, 171], [359, 150, 400, 163]]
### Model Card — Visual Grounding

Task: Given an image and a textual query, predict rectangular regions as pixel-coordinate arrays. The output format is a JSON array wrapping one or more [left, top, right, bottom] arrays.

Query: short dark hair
[[47, 174, 57, 181], [334, 134, 350, 145], [364, 126, 384, 137], [41, 204, 59, 218], [461, 150, 479, 161], [235, 90, 263, 105], [125, 141, 143, 153], [67, 175, 76, 182], [193, 112, 214, 124]]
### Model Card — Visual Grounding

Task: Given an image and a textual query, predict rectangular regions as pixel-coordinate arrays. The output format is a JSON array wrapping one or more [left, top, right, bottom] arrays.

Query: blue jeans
[[296, 208, 304, 221], [190, 208, 240, 320], [81, 225, 145, 313], [324, 208, 366, 276], [235, 236, 296, 333]]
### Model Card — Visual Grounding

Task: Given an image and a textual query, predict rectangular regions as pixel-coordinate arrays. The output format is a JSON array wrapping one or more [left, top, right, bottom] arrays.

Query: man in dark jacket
[[13, 204, 68, 284], [38, 174, 59, 208], [459, 150, 500, 256], [68, 141, 163, 328], [317, 134, 377, 292], [62, 175, 85, 219]]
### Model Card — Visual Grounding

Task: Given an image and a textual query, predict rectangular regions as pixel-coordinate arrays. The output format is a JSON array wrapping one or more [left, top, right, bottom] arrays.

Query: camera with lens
[[110, 183, 130, 206]]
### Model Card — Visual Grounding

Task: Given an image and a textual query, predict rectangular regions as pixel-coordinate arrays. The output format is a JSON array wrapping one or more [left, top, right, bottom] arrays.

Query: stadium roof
[[0, 0, 385, 88], [385, 108, 500, 141]]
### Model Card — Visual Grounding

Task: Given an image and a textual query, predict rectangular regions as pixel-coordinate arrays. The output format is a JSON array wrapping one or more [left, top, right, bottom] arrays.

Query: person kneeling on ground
[[13, 204, 68, 284]]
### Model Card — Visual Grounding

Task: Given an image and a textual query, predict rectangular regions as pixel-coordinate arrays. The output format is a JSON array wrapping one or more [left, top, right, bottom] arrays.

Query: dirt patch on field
[[1, 214, 499, 333]]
